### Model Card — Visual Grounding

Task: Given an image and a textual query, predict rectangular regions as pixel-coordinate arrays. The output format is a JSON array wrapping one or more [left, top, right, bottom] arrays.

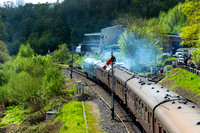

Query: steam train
[[83, 58, 200, 133]]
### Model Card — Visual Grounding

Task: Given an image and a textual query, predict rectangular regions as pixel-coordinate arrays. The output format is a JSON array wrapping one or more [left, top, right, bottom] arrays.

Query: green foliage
[[180, 0, 200, 47], [52, 44, 69, 64], [118, 22, 163, 70], [162, 57, 178, 66], [0, 106, 29, 127], [43, 67, 64, 96], [6, 71, 41, 106], [56, 101, 86, 133], [0, 0, 185, 55], [65, 82, 76, 97], [161, 68, 200, 105], [0, 86, 9, 107], [0, 41, 10, 63], [84, 104, 101, 133], [56, 101, 101, 133], [73, 54, 87, 68], [17, 43, 35, 58], [0, 21, 8, 42], [148, 3, 186, 34], [0, 48, 64, 111], [0, 70, 8, 86], [190, 48, 200, 65], [129, 0, 185, 18]]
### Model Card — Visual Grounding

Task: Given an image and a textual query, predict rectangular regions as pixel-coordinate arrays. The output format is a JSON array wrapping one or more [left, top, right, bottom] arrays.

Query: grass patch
[[56, 101, 101, 133], [56, 101, 86, 133], [65, 82, 76, 97], [0, 106, 30, 127], [160, 68, 200, 104], [85, 103, 101, 133]]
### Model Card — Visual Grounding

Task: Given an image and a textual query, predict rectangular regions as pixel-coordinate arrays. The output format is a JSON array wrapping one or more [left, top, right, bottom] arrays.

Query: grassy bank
[[160, 68, 200, 105]]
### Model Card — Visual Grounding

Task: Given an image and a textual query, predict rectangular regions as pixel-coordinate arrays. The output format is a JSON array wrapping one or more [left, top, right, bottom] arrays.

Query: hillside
[[160, 68, 200, 105], [0, 0, 184, 55]]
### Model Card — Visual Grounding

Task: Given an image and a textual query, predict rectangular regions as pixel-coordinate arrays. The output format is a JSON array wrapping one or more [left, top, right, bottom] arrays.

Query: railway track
[[65, 68, 141, 133]]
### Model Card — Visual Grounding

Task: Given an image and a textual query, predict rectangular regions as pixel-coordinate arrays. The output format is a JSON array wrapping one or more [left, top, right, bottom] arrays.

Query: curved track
[[67, 69, 141, 133]]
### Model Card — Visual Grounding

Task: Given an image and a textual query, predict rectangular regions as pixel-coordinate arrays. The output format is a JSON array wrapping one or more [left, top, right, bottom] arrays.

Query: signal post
[[102, 52, 116, 119]]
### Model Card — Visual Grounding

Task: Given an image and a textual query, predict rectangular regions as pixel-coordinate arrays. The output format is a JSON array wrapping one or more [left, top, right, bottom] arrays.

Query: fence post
[[78, 81, 82, 93]]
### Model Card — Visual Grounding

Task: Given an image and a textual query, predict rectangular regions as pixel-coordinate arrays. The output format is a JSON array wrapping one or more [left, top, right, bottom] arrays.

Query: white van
[[175, 52, 184, 58]]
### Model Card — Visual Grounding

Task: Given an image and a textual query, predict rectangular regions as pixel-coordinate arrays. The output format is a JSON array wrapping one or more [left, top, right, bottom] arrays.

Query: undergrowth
[[0, 106, 30, 127]]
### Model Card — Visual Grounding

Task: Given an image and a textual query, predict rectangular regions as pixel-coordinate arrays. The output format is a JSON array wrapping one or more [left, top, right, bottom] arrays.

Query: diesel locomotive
[[83, 58, 200, 133]]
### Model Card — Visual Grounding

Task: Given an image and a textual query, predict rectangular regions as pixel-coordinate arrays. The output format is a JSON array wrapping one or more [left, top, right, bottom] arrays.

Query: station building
[[80, 26, 184, 55], [80, 25, 123, 54]]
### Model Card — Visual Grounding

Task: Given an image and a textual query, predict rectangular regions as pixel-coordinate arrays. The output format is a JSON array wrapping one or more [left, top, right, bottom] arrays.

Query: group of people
[[183, 56, 200, 69]]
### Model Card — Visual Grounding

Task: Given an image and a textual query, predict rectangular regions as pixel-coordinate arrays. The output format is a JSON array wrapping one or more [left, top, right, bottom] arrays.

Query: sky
[[0, 0, 59, 6]]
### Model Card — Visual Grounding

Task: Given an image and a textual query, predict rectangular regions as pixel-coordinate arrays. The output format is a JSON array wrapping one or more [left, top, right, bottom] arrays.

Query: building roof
[[84, 32, 101, 36], [167, 34, 180, 38]]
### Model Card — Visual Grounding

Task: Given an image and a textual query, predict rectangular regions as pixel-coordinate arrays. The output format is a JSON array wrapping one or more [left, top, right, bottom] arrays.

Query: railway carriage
[[95, 61, 111, 87], [83, 58, 200, 133], [83, 58, 99, 80]]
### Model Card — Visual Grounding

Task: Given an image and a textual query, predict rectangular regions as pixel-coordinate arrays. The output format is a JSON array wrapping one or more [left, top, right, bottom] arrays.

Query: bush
[[0, 70, 8, 86], [17, 43, 35, 58], [7, 72, 42, 107], [43, 67, 64, 96], [0, 41, 10, 63]]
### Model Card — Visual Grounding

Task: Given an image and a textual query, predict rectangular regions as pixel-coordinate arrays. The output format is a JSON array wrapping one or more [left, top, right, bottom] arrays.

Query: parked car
[[175, 52, 184, 58], [178, 58, 184, 64]]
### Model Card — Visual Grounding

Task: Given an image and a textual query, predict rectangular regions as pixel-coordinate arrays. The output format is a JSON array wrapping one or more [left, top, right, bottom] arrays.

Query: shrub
[[43, 67, 64, 96], [0, 70, 8, 86], [7, 72, 42, 107], [17, 43, 35, 58]]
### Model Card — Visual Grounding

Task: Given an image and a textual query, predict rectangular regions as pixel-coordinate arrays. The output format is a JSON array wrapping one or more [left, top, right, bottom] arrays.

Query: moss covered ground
[[160, 68, 200, 105]]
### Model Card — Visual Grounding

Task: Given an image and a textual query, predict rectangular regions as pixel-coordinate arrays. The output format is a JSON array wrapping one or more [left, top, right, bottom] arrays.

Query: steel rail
[[85, 82, 130, 133], [70, 69, 130, 133]]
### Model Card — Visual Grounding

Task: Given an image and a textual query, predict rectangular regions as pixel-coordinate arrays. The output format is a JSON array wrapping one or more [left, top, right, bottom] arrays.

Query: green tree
[[180, 0, 200, 66], [53, 44, 69, 64], [180, 0, 200, 47], [0, 41, 10, 63], [0, 21, 8, 42], [148, 3, 186, 34], [17, 43, 35, 58], [191, 48, 200, 66], [118, 21, 163, 71]]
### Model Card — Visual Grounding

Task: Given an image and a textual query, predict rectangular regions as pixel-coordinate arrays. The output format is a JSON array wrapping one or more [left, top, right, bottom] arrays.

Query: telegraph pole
[[111, 52, 114, 119]]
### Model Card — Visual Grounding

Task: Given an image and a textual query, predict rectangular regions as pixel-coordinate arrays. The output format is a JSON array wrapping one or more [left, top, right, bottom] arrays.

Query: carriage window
[[159, 126, 162, 133], [128, 91, 133, 102], [148, 112, 153, 129], [135, 97, 138, 110], [132, 92, 134, 102], [145, 106, 148, 122], [142, 103, 144, 118], [138, 100, 142, 115], [163, 129, 167, 133], [121, 83, 122, 91]]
